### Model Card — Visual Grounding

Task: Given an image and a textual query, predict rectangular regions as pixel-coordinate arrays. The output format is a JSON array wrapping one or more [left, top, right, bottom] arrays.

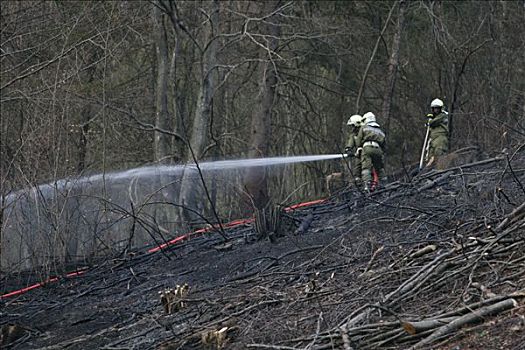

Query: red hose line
[[1, 270, 86, 299], [285, 199, 326, 212], [0, 198, 325, 300], [147, 218, 256, 253]]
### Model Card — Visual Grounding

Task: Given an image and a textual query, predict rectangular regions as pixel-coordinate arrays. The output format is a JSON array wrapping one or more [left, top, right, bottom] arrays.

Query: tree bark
[[168, 16, 184, 163], [355, 2, 397, 113], [77, 64, 97, 173], [153, 2, 172, 164], [178, 0, 219, 224], [382, 0, 407, 158], [243, 1, 280, 211], [153, 1, 177, 233]]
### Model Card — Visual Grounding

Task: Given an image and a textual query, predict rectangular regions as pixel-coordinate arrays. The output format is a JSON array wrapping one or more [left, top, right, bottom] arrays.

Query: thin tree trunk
[[153, 2, 176, 232], [382, 0, 407, 167], [76, 48, 100, 173], [77, 91, 93, 173], [169, 24, 183, 163], [244, 1, 280, 211], [178, 0, 219, 224], [153, 3, 172, 163], [207, 65, 227, 218], [355, 2, 397, 113]]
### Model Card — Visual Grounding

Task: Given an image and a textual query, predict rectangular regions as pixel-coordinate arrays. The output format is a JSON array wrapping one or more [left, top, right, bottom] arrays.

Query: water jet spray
[[1, 153, 347, 272]]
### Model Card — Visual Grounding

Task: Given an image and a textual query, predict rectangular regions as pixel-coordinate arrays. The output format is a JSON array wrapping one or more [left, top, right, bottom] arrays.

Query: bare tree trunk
[[207, 66, 227, 218], [169, 34, 183, 163], [382, 0, 407, 165], [0, 92, 7, 259], [77, 49, 99, 174], [153, 3, 172, 163], [355, 2, 397, 113], [243, 1, 280, 211], [153, 2, 177, 232], [178, 0, 219, 224]]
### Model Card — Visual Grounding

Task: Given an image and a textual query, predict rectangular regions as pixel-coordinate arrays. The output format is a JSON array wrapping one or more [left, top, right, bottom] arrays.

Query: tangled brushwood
[[304, 202, 524, 350], [1, 148, 524, 349]]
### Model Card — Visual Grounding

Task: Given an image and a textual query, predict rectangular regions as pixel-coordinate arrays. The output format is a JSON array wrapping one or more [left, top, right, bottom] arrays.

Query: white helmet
[[430, 98, 444, 108], [347, 114, 362, 126], [362, 112, 376, 124]]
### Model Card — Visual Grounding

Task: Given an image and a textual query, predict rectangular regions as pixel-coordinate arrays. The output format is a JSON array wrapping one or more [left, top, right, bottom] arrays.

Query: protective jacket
[[356, 122, 387, 187], [427, 111, 449, 158], [356, 122, 386, 148], [345, 129, 359, 153], [345, 128, 362, 181], [428, 112, 449, 139]]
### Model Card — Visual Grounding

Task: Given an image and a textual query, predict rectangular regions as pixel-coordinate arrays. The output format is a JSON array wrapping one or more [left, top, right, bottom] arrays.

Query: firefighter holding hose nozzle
[[345, 114, 363, 187], [356, 112, 387, 193]]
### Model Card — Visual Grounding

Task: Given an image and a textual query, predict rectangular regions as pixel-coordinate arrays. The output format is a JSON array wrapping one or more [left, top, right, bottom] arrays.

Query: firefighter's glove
[[355, 147, 363, 157], [344, 147, 353, 157], [425, 114, 433, 127]]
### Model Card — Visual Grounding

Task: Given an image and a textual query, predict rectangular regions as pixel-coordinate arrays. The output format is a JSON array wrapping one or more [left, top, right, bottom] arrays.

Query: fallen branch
[[417, 173, 452, 192], [496, 201, 525, 232], [401, 316, 457, 335], [359, 246, 384, 277], [409, 298, 518, 349]]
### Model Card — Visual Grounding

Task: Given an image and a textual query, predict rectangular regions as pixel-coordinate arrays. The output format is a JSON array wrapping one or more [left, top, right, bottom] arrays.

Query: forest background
[[1, 0, 524, 233]]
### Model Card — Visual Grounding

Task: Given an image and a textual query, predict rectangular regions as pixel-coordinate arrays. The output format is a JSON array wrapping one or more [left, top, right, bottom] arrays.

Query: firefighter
[[344, 114, 363, 186], [425, 98, 449, 167], [356, 112, 386, 192]]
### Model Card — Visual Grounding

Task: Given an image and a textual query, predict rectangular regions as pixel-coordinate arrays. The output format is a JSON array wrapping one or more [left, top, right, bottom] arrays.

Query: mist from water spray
[[6, 154, 347, 198], [2, 153, 346, 271]]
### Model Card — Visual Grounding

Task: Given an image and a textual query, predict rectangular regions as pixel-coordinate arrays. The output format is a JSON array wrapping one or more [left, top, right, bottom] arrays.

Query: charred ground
[[1, 148, 524, 350]]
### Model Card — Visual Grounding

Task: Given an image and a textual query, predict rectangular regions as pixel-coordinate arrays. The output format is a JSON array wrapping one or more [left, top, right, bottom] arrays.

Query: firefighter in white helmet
[[355, 112, 387, 192], [345, 115, 363, 185], [425, 98, 449, 167]]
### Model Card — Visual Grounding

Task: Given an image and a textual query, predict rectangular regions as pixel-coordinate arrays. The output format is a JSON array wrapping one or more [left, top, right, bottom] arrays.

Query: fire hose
[[0, 199, 326, 300]]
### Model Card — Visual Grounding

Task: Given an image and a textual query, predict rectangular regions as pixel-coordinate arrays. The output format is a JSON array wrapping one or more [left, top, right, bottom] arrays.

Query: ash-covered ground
[[1, 148, 524, 350]]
